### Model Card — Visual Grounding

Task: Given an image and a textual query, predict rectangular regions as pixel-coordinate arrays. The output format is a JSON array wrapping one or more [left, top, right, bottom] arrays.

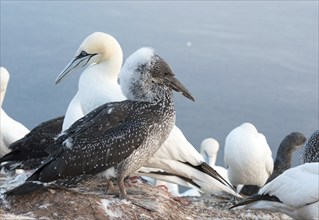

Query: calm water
[[1, 1, 318, 166]]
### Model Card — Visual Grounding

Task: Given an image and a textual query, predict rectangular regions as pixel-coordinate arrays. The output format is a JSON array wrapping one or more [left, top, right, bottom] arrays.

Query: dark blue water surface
[[1, 1, 318, 166]]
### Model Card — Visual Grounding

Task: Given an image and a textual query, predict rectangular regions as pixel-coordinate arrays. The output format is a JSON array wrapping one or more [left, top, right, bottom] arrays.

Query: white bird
[[238, 131, 306, 195], [200, 138, 228, 181], [224, 123, 274, 190], [0, 67, 29, 157], [231, 162, 319, 220], [55, 32, 126, 131], [55, 32, 239, 197]]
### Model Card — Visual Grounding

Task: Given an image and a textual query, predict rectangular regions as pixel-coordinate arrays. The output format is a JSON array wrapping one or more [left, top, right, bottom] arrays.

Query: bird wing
[[259, 163, 319, 208], [0, 116, 64, 170], [28, 100, 160, 184], [153, 126, 204, 165]]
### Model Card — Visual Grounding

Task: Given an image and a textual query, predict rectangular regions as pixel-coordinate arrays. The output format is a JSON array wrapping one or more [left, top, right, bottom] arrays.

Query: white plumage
[[232, 162, 319, 220], [0, 67, 29, 156], [224, 122, 274, 187]]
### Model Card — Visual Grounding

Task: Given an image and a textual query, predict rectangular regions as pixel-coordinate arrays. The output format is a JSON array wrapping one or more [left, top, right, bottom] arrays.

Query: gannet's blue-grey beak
[[55, 52, 97, 85], [165, 75, 195, 102]]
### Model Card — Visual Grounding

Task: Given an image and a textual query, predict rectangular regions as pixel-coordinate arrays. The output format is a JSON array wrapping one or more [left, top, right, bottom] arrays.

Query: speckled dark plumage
[[6, 48, 194, 199], [300, 129, 319, 164], [0, 116, 64, 171]]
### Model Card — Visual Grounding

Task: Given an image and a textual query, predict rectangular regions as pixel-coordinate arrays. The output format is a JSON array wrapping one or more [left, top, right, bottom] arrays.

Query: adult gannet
[[300, 129, 319, 164], [5, 47, 194, 199], [1, 32, 125, 170], [54, 32, 239, 196], [0, 67, 29, 157], [224, 123, 274, 194], [1, 32, 123, 170], [56, 32, 126, 131], [231, 162, 319, 220]]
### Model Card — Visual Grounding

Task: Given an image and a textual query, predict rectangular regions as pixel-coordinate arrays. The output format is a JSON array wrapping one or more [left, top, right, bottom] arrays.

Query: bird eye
[[81, 51, 88, 56]]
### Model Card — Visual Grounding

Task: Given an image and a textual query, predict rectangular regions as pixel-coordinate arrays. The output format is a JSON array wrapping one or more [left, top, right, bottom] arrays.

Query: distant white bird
[[238, 132, 306, 195], [224, 123, 274, 191], [0, 67, 29, 157], [200, 138, 228, 181], [231, 162, 319, 220], [300, 129, 319, 164], [55, 32, 238, 197]]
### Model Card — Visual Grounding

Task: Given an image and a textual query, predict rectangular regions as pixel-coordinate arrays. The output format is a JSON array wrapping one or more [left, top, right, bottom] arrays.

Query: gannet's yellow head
[[55, 32, 123, 84]]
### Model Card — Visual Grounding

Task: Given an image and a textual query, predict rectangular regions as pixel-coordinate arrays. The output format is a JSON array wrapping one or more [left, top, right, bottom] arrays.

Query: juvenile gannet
[[224, 123, 274, 194], [231, 162, 319, 220], [267, 132, 306, 182], [5, 47, 194, 199], [0, 67, 29, 157]]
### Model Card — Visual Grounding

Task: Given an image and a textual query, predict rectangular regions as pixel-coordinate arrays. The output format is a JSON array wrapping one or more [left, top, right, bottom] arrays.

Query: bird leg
[[118, 177, 128, 200], [104, 179, 117, 195]]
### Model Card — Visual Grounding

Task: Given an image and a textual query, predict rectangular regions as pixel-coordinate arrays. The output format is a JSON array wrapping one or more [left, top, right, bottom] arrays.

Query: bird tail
[[0, 151, 20, 165], [200, 162, 236, 192], [230, 194, 281, 210], [4, 181, 45, 196]]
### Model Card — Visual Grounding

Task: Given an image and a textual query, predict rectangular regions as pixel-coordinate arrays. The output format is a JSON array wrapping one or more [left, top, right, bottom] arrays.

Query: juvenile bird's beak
[[165, 76, 195, 102], [55, 53, 97, 85]]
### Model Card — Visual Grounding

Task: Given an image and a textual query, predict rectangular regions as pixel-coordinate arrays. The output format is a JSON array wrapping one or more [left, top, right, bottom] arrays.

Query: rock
[[0, 175, 292, 220]]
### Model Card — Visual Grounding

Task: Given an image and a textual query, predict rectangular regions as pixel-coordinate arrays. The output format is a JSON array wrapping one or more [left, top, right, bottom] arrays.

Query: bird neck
[[79, 57, 122, 89], [208, 155, 217, 166], [274, 141, 294, 170], [0, 88, 6, 106], [149, 87, 175, 108]]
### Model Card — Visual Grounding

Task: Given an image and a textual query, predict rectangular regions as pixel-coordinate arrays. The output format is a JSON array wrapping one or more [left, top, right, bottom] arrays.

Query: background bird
[[0, 67, 30, 157], [240, 131, 306, 195], [267, 132, 306, 183], [231, 162, 319, 220], [200, 138, 228, 181], [224, 122, 273, 195]]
